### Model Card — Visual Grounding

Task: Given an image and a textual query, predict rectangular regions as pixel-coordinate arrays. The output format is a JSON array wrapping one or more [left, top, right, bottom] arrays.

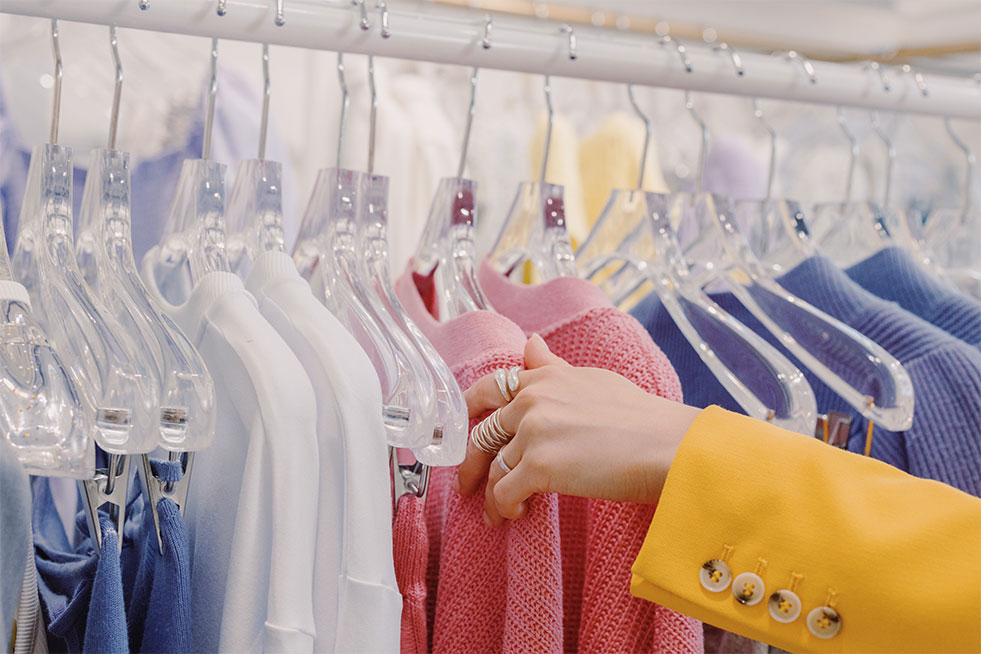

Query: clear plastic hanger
[[673, 53, 914, 433], [413, 45, 492, 319], [225, 43, 287, 278], [12, 20, 160, 548], [486, 26, 577, 282], [293, 50, 434, 449], [577, 62, 817, 433], [144, 36, 231, 307], [74, 27, 216, 550]]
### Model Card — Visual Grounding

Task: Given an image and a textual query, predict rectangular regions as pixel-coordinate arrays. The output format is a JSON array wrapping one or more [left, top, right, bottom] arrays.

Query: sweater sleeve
[[630, 406, 981, 653]]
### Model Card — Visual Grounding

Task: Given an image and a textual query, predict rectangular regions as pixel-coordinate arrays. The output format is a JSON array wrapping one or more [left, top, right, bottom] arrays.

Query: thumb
[[524, 334, 570, 369]]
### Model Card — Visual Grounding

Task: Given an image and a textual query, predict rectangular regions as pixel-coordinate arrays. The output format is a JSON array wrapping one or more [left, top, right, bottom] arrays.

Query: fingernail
[[516, 501, 527, 516], [531, 333, 550, 351], [483, 511, 492, 526], [452, 475, 461, 494]]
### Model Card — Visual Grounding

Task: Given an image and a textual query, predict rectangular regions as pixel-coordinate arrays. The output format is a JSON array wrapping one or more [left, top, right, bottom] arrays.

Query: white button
[[807, 606, 842, 639], [699, 559, 732, 592], [732, 572, 765, 606], [768, 589, 802, 623]]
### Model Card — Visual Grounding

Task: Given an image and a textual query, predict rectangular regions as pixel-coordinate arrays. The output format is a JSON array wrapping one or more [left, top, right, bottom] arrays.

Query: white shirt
[[245, 250, 401, 654], [141, 260, 319, 653]]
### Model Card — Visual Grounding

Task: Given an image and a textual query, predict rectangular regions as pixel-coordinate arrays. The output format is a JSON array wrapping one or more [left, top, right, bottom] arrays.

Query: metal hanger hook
[[659, 35, 693, 73], [899, 64, 928, 97], [378, 1, 390, 38], [539, 73, 554, 185], [944, 117, 976, 219], [836, 106, 859, 204], [108, 25, 123, 150], [786, 50, 817, 85], [258, 43, 271, 159], [626, 85, 651, 191], [481, 14, 493, 49], [138, 0, 149, 10], [336, 53, 350, 168], [354, 0, 369, 31], [458, 67, 478, 178], [560, 24, 577, 60], [49, 19, 63, 145], [367, 55, 378, 174], [713, 42, 744, 77], [275, 0, 285, 26], [217, 0, 227, 16], [685, 90, 709, 193], [864, 64, 894, 206], [202, 37, 219, 160]]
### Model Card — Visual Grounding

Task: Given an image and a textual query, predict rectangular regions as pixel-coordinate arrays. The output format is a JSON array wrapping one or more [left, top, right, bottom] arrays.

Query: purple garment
[[632, 255, 981, 496], [847, 247, 981, 349]]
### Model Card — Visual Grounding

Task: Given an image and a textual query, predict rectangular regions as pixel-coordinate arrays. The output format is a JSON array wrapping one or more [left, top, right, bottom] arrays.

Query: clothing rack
[[1, 0, 979, 120]]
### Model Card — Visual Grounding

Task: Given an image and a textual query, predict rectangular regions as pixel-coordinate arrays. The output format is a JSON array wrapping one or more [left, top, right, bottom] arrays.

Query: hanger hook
[[482, 14, 493, 49], [355, 0, 370, 31], [367, 55, 378, 174], [626, 85, 651, 191], [560, 24, 577, 60], [864, 63, 894, 206], [378, 1, 391, 38], [659, 35, 693, 73], [202, 38, 219, 160], [899, 64, 928, 97], [713, 42, 744, 77], [786, 50, 817, 85], [685, 90, 709, 193], [49, 19, 63, 145], [539, 74, 554, 185], [258, 44, 271, 159], [459, 67, 479, 178], [217, 0, 227, 16], [336, 53, 350, 168], [837, 106, 859, 204], [108, 25, 123, 150], [275, 0, 285, 26], [139, 0, 149, 10], [945, 118, 976, 220]]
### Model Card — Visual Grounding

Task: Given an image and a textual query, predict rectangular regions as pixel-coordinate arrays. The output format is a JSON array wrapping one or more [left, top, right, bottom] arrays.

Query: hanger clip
[[815, 411, 852, 448], [390, 447, 430, 508], [138, 452, 195, 554], [80, 453, 132, 554]]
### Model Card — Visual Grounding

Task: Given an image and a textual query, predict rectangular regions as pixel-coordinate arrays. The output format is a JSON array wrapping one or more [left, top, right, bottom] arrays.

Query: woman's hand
[[456, 334, 701, 527]]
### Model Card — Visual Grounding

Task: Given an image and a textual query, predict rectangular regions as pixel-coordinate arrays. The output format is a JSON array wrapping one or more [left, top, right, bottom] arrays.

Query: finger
[[463, 369, 536, 419], [454, 437, 494, 497], [483, 448, 511, 527], [488, 446, 535, 523], [524, 333, 571, 369]]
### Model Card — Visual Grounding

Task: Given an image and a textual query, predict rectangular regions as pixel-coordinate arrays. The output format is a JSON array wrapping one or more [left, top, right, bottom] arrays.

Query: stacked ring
[[496, 450, 513, 474], [493, 366, 522, 403], [471, 407, 514, 456]]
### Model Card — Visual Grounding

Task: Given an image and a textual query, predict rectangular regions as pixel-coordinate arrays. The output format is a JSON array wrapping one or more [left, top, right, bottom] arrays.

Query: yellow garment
[[529, 112, 587, 249], [632, 406, 981, 653], [578, 111, 669, 240]]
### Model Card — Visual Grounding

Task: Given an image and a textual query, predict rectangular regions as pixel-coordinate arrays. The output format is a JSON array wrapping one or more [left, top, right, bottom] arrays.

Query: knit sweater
[[478, 260, 703, 654], [395, 268, 564, 654], [393, 493, 429, 654], [631, 255, 981, 496], [846, 246, 981, 349]]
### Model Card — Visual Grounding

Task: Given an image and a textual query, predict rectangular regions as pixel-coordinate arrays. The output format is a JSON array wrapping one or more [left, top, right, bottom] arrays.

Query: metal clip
[[80, 453, 132, 553], [390, 446, 429, 510], [139, 451, 195, 554]]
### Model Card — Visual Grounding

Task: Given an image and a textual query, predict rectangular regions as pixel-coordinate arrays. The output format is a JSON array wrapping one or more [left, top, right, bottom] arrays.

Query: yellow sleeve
[[631, 405, 981, 653]]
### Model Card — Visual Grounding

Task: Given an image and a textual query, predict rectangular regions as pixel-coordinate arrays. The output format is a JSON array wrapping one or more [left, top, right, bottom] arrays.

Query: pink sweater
[[478, 260, 704, 654], [396, 270, 564, 654], [393, 493, 429, 654]]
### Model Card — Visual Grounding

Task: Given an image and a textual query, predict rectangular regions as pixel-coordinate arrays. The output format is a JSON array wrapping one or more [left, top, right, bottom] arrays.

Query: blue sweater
[[847, 247, 981, 349], [631, 255, 981, 496]]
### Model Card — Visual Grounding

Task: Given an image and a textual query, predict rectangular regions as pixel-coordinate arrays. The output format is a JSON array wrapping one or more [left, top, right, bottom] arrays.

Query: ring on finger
[[470, 407, 514, 456], [493, 369, 511, 403], [496, 449, 513, 474], [506, 366, 521, 399]]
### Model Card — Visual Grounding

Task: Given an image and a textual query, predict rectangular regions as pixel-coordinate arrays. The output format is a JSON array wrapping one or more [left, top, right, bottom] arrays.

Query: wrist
[[643, 397, 701, 504]]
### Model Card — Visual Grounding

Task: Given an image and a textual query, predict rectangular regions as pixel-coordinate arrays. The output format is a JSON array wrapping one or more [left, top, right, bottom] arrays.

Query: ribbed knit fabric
[[396, 268, 564, 654], [631, 255, 981, 496], [847, 247, 981, 349], [83, 517, 127, 654], [393, 493, 429, 654], [478, 260, 703, 654]]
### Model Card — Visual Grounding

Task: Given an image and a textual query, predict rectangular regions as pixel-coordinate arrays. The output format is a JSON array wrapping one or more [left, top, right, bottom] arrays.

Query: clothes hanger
[[411, 16, 494, 319], [674, 50, 914, 433], [293, 22, 435, 447], [577, 45, 817, 434], [486, 25, 577, 283], [12, 20, 160, 549], [143, 35, 231, 310], [74, 26, 216, 552], [225, 43, 288, 278]]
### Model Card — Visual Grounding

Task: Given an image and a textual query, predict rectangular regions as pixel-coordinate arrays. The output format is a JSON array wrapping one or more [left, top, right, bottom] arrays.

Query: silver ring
[[496, 450, 513, 474], [506, 367, 521, 399], [470, 407, 514, 456], [493, 369, 510, 403]]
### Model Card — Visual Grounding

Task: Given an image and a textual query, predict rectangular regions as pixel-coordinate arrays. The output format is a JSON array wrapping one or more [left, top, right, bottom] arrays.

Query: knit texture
[[393, 494, 429, 654], [478, 260, 703, 654], [631, 255, 981, 496], [84, 517, 127, 654], [846, 247, 981, 349], [396, 269, 564, 654]]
